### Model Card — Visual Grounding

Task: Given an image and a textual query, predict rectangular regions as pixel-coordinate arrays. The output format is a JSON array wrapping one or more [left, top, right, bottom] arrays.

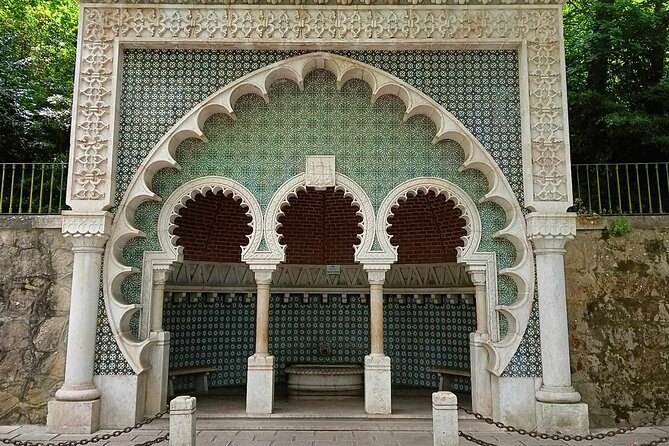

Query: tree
[[0, 0, 78, 163], [564, 0, 669, 163]]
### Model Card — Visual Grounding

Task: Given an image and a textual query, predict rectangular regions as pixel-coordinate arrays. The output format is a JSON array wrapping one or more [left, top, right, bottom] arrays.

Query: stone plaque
[[305, 156, 336, 189]]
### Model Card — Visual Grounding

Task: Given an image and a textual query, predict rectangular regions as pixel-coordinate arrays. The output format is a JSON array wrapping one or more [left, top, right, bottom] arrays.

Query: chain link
[[132, 434, 169, 446], [0, 408, 169, 446], [459, 405, 666, 442], [638, 437, 669, 446], [459, 431, 498, 446]]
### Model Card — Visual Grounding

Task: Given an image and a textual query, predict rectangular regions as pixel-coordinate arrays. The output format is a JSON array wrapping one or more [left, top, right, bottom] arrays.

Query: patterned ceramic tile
[[166, 293, 475, 393], [94, 49, 540, 378]]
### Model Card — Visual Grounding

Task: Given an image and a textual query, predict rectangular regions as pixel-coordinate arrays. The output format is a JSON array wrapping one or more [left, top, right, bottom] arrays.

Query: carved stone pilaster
[[526, 212, 576, 253], [62, 211, 112, 250]]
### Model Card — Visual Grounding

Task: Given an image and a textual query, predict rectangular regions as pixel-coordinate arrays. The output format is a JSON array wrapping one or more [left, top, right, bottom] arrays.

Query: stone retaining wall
[[567, 216, 669, 427], [0, 217, 71, 424]]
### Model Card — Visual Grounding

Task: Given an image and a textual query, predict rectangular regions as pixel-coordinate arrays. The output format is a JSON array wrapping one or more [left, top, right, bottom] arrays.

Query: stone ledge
[[0, 215, 62, 230], [576, 215, 669, 231]]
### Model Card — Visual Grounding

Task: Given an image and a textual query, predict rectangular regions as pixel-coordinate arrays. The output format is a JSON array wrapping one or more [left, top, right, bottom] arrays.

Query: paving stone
[[0, 427, 20, 435]]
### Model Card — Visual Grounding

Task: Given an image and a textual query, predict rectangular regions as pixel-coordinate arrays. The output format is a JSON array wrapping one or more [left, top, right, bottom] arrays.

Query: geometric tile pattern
[[164, 294, 476, 393], [95, 49, 540, 377]]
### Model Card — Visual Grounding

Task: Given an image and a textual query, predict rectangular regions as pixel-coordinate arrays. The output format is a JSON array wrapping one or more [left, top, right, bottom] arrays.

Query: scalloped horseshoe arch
[[377, 178, 534, 376], [104, 177, 262, 373], [103, 51, 533, 375], [258, 173, 376, 265]]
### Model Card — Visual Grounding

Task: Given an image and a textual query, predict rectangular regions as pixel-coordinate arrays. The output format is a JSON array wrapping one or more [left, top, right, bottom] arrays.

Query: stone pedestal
[[364, 354, 391, 415], [170, 396, 197, 446], [246, 354, 275, 414], [432, 392, 458, 446], [536, 402, 590, 435], [47, 400, 101, 434]]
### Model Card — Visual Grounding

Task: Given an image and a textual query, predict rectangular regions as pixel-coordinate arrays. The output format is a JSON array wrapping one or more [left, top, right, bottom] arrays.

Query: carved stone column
[[526, 212, 589, 434], [363, 265, 392, 415], [47, 212, 112, 433], [246, 265, 276, 414], [145, 268, 171, 415], [466, 268, 493, 417]]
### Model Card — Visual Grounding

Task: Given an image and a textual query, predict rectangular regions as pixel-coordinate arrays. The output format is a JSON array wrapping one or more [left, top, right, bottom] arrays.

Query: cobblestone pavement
[[2, 423, 669, 446]]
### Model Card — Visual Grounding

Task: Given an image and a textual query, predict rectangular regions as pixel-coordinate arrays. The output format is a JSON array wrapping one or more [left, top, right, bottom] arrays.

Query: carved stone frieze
[[71, 4, 569, 208], [166, 261, 474, 289]]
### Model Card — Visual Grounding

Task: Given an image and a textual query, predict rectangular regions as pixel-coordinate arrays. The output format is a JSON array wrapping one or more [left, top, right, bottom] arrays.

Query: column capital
[[464, 264, 487, 286], [62, 211, 113, 237], [363, 264, 391, 285], [526, 212, 576, 253], [248, 262, 278, 285]]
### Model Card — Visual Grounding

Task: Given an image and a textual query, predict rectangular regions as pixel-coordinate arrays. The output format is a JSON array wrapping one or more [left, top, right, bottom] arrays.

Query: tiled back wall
[[165, 294, 476, 392]]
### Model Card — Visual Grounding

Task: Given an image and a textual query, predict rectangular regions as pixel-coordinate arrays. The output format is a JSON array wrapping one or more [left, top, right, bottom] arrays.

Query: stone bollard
[[170, 396, 197, 446], [432, 391, 458, 446]]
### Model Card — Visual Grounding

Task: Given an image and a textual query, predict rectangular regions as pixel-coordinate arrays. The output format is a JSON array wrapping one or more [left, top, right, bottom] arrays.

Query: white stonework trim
[[104, 176, 262, 373], [103, 51, 533, 374], [70, 6, 572, 211], [262, 172, 375, 264], [377, 178, 534, 376]]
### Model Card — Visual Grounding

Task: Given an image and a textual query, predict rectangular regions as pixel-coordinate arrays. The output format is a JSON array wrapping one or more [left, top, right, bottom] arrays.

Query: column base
[[536, 401, 590, 435], [246, 354, 274, 414], [47, 399, 101, 433], [364, 354, 391, 415]]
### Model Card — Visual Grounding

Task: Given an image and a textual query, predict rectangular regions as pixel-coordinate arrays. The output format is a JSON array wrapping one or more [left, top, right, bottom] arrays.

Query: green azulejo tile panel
[[94, 48, 540, 377], [165, 294, 476, 393]]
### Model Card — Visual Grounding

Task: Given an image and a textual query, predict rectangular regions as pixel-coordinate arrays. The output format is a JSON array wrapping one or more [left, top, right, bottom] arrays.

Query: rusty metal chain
[[459, 431, 498, 446], [132, 434, 169, 446], [638, 437, 669, 446], [0, 407, 169, 446], [459, 405, 666, 442]]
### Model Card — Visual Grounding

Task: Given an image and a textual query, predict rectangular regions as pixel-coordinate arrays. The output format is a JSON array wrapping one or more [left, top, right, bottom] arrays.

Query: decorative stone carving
[[104, 177, 262, 373], [305, 156, 336, 190], [104, 52, 537, 375], [376, 177, 535, 375], [264, 171, 376, 265], [526, 212, 576, 252], [71, 5, 570, 210]]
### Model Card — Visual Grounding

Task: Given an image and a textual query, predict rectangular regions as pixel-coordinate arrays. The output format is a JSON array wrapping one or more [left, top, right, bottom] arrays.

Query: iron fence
[[0, 162, 68, 215], [1, 161, 669, 216], [572, 162, 669, 215]]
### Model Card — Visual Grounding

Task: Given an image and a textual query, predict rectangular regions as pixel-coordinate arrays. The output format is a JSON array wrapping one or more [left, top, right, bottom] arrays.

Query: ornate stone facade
[[70, 3, 571, 212]]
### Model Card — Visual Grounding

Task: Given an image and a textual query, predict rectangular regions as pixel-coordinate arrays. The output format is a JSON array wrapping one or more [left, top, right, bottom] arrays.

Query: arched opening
[[269, 186, 368, 399], [385, 190, 476, 404], [163, 190, 256, 396]]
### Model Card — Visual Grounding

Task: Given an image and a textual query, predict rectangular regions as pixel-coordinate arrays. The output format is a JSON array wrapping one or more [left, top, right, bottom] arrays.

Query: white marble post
[[363, 265, 392, 415], [526, 212, 589, 434], [169, 396, 196, 446], [146, 268, 171, 415], [466, 268, 493, 417], [47, 212, 112, 433], [246, 266, 276, 414], [432, 391, 459, 446]]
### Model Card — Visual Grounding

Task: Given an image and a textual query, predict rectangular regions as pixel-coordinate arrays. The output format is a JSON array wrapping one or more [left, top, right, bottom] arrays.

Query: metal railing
[[0, 162, 67, 215], [1, 161, 668, 217], [572, 162, 669, 215]]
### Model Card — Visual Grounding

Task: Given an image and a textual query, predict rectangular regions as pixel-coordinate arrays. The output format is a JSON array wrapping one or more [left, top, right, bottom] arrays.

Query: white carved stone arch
[[259, 173, 376, 264], [377, 178, 534, 376], [104, 176, 262, 373], [102, 50, 533, 375]]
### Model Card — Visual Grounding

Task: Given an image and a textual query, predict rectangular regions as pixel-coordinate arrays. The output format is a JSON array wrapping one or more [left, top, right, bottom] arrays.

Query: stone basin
[[284, 364, 364, 397]]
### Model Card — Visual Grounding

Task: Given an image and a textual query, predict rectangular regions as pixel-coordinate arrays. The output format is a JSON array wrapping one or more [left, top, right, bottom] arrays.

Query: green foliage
[[607, 217, 634, 237], [0, 0, 78, 163], [0, 0, 666, 164], [564, 0, 669, 163]]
